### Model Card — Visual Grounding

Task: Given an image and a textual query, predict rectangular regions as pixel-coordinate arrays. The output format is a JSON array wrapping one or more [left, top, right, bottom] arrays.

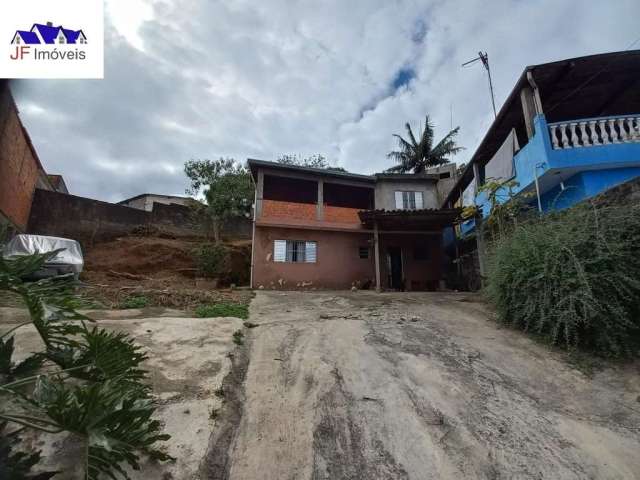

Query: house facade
[[248, 159, 459, 291], [118, 193, 196, 212], [443, 50, 640, 235]]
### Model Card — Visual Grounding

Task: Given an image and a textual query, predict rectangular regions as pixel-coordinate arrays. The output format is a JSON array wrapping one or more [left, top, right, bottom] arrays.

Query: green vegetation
[[184, 158, 254, 243], [119, 294, 150, 309], [195, 302, 248, 319], [485, 203, 640, 357], [0, 251, 172, 478], [386, 114, 462, 173], [232, 330, 245, 346], [192, 243, 230, 278]]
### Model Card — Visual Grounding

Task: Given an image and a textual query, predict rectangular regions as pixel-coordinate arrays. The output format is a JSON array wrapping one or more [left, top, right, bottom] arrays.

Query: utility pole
[[462, 51, 497, 118]]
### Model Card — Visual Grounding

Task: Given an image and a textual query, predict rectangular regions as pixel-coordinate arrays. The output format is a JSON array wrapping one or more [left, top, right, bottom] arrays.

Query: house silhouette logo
[[11, 21, 87, 45]]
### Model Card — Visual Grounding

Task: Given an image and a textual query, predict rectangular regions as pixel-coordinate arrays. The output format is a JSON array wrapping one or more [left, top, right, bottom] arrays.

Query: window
[[273, 240, 316, 263], [439, 172, 451, 179], [414, 247, 429, 261], [394, 191, 423, 210], [358, 246, 369, 259]]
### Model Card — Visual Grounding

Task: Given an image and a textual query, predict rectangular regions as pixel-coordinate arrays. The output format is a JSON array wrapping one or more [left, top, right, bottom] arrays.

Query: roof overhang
[[247, 158, 375, 184], [358, 208, 462, 230]]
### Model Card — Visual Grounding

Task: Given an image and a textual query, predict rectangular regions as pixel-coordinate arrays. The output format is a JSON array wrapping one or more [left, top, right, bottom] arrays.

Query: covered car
[[2, 234, 84, 278]]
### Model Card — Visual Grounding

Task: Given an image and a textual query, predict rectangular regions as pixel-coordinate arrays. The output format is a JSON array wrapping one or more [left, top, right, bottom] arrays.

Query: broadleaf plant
[[0, 250, 172, 478]]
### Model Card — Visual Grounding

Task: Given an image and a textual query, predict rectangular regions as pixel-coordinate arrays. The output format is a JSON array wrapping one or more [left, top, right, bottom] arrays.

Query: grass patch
[[119, 295, 149, 309], [232, 330, 244, 346], [195, 302, 248, 319]]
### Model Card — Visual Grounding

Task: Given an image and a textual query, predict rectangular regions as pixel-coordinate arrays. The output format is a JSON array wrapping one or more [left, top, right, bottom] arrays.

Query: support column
[[316, 179, 324, 221], [374, 221, 381, 292], [255, 170, 264, 218], [520, 86, 537, 140]]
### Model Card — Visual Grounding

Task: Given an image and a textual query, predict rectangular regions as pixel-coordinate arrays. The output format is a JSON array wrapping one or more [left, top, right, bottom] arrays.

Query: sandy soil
[[2, 307, 243, 479], [204, 291, 640, 480]]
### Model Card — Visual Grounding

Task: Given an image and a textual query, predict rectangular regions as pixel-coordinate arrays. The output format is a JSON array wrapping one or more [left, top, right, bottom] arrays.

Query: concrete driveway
[[203, 291, 640, 480]]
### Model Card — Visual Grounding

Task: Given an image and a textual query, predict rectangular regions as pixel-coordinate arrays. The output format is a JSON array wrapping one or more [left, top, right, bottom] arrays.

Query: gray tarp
[[484, 128, 520, 182], [3, 234, 84, 274]]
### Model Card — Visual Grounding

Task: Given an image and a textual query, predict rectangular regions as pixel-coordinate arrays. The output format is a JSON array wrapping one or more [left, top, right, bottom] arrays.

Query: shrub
[[195, 302, 248, 319], [120, 294, 149, 309], [192, 243, 230, 278], [485, 203, 640, 357]]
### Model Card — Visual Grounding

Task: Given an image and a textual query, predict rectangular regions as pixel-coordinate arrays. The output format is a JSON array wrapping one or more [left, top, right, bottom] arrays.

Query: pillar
[[374, 221, 381, 292]]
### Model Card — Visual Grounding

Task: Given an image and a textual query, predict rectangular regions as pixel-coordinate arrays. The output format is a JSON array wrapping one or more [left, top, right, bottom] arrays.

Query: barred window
[[274, 240, 317, 263]]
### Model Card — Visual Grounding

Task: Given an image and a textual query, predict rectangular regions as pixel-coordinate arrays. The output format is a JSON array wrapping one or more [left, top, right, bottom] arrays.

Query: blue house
[[443, 50, 640, 237], [11, 22, 87, 45]]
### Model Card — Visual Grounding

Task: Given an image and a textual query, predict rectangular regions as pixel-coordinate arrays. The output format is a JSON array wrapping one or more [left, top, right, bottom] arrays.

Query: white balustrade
[[548, 115, 640, 149]]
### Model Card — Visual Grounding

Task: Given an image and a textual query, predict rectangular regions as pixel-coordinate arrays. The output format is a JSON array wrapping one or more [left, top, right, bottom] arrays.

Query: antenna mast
[[462, 51, 497, 118]]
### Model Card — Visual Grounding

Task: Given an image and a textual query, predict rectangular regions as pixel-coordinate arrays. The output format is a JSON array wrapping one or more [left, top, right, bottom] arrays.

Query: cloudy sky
[[12, 0, 640, 202]]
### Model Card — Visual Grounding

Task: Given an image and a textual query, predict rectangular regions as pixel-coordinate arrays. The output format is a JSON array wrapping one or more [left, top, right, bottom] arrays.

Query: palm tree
[[386, 115, 463, 173]]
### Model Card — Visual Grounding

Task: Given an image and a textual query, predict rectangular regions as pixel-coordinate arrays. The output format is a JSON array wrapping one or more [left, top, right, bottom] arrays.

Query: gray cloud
[[12, 0, 640, 202]]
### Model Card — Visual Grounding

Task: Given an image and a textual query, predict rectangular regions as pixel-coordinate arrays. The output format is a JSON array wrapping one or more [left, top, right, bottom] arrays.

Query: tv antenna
[[462, 51, 497, 118]]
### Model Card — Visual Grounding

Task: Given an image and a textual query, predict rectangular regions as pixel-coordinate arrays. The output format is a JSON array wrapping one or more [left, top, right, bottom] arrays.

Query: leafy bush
[[485, 203, 640, 357], [192, 243, 230, 278], [0, 250, 172, 478], [120, 294, 149, 309], [195, 302, 248, 319]]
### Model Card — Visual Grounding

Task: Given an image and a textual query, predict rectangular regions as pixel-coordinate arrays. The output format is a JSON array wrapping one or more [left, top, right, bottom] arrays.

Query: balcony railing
[[548, 115, 640, 150]]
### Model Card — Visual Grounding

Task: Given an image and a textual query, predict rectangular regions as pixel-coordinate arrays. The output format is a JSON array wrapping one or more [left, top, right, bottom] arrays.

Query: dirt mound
[[84, 237, 196, 276], [80, 236, 252, 309]]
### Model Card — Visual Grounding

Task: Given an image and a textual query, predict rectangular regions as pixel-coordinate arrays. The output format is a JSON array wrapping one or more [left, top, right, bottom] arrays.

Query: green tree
[[387, 115, 462, 173], [184, 158, 254, 244]]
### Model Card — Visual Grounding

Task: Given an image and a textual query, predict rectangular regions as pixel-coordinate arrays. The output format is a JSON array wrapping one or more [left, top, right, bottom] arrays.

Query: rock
[[351, 286, 357, 291], [258, 285, 265, 290]]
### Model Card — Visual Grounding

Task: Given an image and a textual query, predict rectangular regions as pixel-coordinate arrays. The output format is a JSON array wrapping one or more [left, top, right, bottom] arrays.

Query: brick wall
[[0, 83, 43, 231], [323, 205, 361, 224], [261, 199, 317, 221]]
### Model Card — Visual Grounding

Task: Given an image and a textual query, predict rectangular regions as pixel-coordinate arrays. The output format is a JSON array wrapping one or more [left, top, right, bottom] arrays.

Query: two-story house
[[443, 50, 640, 236], [248, 159, 460, 291]]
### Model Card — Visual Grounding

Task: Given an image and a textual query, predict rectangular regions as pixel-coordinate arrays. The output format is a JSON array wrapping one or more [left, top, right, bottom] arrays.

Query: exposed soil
[[79, 235, 252, 309], [210, 291, 640, 480]]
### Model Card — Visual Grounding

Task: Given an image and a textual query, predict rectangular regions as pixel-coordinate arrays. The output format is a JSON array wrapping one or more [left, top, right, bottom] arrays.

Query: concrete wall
[[0, 83, 45, 231], [28, 189, 251, 246], [28, 189, 151, 246], [374, 178, 440, 210]]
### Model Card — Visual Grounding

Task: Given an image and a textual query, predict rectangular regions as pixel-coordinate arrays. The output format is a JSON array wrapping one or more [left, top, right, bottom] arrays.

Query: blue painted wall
[[458, 113, 640, 238]]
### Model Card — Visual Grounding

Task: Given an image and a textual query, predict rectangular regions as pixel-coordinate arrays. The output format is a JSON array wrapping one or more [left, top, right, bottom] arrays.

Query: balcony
[[469, 114, 640, 226], [257, 173, 374, 230]]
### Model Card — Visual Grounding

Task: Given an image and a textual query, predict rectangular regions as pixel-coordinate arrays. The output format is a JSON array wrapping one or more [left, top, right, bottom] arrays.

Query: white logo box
[[0, 0, 103, 79]]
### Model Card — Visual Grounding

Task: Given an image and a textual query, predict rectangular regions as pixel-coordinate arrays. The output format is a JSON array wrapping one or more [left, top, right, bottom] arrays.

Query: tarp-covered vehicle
[[2, 234, 84, 279]]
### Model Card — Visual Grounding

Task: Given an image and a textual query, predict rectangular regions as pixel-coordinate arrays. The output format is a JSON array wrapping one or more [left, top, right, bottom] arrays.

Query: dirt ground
[[79, 235, 252, 309], [204, 291, 640, 480], [1, 307, 243, 479]]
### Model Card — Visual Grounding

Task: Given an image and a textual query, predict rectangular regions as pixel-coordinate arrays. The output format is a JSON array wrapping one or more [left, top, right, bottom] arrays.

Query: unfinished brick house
[[248, 159, 460, 291]]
